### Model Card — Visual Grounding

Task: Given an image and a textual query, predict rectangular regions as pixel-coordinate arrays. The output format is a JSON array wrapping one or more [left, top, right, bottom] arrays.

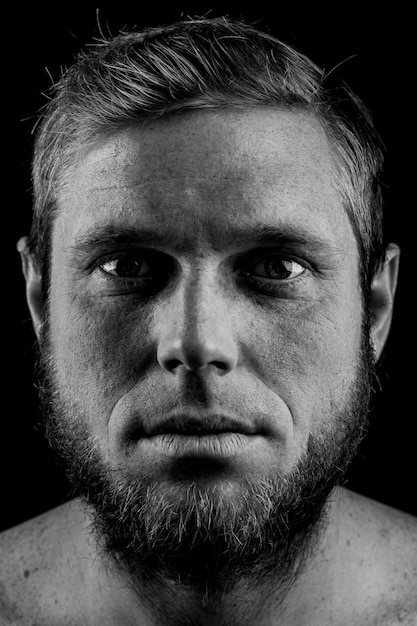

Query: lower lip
[[144, 432, 255, 458]]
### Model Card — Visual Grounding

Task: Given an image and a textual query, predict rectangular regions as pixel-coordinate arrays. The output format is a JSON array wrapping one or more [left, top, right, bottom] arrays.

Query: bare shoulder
[[0, 499, 87, 624], [340, 488, 417, 565], [336, 488, 417, 623]]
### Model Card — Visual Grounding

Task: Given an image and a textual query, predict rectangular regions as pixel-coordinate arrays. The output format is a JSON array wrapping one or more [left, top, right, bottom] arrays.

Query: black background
[[3, 4, 415, 532]]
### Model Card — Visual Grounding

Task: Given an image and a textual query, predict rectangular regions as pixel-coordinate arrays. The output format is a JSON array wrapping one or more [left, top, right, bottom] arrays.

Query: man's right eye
[[99, 255, 149, 278]]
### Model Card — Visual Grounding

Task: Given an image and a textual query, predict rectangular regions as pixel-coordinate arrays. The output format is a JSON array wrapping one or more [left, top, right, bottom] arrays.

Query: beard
[[35, 307, 376, 604]]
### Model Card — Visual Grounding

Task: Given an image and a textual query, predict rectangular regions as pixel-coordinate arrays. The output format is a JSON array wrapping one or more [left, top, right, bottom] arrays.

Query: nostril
[[165, 359, 182, 372], [211, 361, 230, 375], [162, 359, 231, 377], [157, 333, 238, 374]]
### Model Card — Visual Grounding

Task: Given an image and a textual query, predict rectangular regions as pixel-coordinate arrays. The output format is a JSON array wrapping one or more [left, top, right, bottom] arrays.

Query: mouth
[[141, 414, 260, 459], [144, 414, 257, 437], [148, 431, 252, 457]]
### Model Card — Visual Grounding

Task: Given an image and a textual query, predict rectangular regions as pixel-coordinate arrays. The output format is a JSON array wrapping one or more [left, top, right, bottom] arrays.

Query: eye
[[249, 256, 306, 281], [99, 255, 148, 278]]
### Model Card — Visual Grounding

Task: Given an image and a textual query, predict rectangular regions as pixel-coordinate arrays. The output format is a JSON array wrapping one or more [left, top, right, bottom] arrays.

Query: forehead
[[57, 107, 352, 254]]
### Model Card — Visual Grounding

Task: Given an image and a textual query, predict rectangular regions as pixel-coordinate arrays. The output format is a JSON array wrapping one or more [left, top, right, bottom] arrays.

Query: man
[[1, 16, 416, 625]]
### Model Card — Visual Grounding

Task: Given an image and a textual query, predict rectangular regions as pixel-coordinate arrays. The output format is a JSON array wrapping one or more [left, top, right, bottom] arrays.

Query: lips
[[148, 431, 253, 458], [126, 411, 271, 461], [143, 413, 258, 438]]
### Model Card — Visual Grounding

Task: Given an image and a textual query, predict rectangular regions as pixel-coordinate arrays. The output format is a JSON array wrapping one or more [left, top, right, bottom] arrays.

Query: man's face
[[40, 108, 372, 586], [48, 108, 362, 476]]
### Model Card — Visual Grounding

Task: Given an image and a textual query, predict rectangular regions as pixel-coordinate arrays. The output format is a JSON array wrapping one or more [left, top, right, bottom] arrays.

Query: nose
[[156, 273, 238, 375]]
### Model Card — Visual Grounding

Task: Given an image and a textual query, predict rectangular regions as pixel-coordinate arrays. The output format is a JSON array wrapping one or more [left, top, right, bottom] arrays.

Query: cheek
[[49, 293, 154, 421], [253, 300, 363, 439]]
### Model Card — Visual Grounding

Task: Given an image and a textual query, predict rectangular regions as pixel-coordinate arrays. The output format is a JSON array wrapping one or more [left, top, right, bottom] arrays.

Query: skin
[[47, 109, 362, 479], [1, 107, 416, 625]]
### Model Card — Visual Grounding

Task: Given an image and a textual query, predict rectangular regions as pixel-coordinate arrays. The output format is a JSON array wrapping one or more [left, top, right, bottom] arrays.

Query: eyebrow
[[69, 223, 344, 259]]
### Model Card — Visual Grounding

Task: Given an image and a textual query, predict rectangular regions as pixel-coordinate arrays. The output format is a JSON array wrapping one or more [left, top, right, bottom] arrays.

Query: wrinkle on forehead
[[57, 107, 350, 258], [65, 107, 337, 195]]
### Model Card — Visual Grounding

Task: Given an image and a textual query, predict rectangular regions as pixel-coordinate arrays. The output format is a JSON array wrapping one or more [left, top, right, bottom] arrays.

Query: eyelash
[[96, 252, 309, 294], [242, 273, 303, 295]]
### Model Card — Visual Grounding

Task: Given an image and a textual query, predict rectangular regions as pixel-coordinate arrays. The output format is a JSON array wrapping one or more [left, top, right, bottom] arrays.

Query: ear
[[17, 236, 44, 340], [370, 243, 400, 361]]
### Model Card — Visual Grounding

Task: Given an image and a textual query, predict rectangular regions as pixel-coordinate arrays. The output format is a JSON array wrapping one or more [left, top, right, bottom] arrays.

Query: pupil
[[267, 259, 292, 279], [117, 257, 141, 277]]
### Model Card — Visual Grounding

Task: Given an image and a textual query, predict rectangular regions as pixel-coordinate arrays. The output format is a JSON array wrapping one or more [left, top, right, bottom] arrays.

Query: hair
[[28, 16, 387, 298]]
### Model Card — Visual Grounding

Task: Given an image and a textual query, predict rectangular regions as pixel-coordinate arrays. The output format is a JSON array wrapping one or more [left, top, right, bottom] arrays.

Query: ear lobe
[[370, 243, 400, 361], [17, 236, 44, 340]]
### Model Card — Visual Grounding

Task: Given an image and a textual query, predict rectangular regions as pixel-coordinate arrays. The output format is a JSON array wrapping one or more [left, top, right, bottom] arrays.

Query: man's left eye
[[99, 256, 148, 278], [249, 256, 306, 281]]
